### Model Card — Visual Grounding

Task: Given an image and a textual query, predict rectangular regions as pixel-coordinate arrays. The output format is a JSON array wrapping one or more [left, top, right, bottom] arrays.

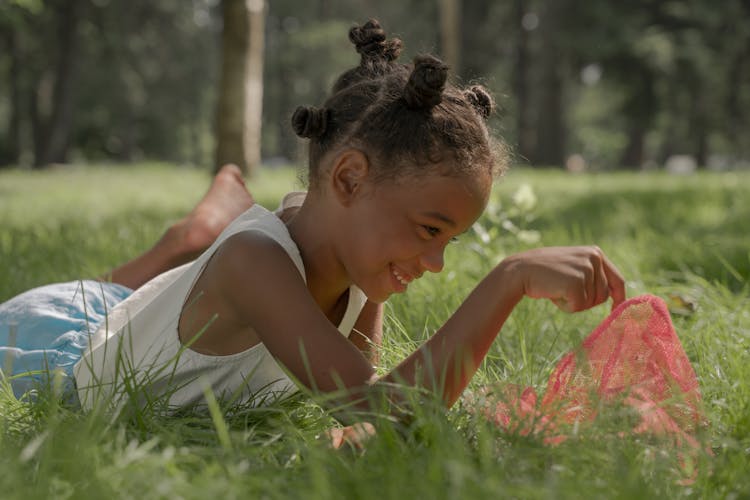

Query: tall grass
[[1, 164, 748, 499]]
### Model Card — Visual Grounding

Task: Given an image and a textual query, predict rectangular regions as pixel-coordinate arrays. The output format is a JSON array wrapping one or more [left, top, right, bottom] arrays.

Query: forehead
[[387, 167, 491, 200], [373, 170, 491, 225], [372, 153, 493, 195]]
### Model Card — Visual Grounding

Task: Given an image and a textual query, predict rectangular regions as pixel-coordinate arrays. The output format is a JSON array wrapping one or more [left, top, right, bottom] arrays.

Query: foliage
[[1, 164, 749, 498], [0, 0, 220, 167], [1, 1, 749, 169]]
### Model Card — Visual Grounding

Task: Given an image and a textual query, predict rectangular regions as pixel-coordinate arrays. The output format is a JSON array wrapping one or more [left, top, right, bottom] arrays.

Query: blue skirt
[[0, 280, 132, 399]]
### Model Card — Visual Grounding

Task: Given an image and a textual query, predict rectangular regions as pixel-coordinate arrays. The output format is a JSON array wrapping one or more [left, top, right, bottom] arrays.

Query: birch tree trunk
[[214, 0, 265, 175]]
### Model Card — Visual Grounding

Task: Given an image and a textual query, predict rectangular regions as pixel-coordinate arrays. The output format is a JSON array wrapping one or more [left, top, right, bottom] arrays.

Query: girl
[[1, 20, 625, 420]]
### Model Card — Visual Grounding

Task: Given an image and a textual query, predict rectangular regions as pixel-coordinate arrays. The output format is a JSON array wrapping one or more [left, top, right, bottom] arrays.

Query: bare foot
[[171, 164, 255, 260], [105, 165, 255, 290]]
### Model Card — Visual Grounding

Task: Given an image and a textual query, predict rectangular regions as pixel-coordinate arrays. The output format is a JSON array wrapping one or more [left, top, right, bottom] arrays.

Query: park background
[[1, 1, 749, 499], [1, 0, 750, 172]]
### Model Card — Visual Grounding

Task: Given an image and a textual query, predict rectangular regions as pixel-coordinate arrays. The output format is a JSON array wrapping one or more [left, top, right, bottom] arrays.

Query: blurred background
[[1, 0, 749, 173]]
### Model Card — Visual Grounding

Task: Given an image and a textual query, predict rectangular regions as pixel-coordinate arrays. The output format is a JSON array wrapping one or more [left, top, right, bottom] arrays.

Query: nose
[[419, 245, 445, 274]]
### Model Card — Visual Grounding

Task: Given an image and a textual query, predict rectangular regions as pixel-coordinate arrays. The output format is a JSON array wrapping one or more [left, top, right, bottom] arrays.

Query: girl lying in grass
[[6, 21, 696, 448]]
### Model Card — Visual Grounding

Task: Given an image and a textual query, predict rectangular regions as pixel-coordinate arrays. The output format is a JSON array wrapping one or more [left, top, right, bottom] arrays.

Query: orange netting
[[478, 295, 706, 451]]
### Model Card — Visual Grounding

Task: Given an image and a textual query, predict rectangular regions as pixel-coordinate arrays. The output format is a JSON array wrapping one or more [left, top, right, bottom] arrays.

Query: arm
[[214, 234, 624, 410], [349, 301, 383, 366], [382, 245, 626, 407]]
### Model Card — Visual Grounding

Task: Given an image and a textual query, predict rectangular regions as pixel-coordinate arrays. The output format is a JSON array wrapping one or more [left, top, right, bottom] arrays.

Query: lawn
[[1, 163, 749, 499]]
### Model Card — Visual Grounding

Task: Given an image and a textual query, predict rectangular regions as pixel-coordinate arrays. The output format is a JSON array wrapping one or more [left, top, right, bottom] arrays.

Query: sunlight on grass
[[1, 164, 749, 498], [0, 164, 300, 300]]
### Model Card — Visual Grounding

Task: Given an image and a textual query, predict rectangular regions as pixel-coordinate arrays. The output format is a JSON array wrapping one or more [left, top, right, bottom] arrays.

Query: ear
[[329, 149, 370, 206]]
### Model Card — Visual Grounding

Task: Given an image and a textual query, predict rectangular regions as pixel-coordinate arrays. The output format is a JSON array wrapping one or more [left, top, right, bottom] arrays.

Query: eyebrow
[[421, 211, 456, 227]]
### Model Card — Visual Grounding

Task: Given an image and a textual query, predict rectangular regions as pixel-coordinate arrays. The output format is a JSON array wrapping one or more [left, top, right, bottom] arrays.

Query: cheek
[[352, 222, 412, 270], [341, 216, 388, 272], [343, 200, 420, 270]]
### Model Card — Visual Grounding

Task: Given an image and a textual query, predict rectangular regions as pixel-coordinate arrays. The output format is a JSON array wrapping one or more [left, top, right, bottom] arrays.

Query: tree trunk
[[318, 0, 332, 19], [439, 0, 461, 74], [0, 29, 21, 167], [534, 1, 565, 167], [30, 77, 45, 167], [459, 1, 491, 80], [689, 80, 708, 168], [619, 125, 645, 169], [33, 0, 81, 167], [214, 0, 265, 176], [615, 58, 656, 169], [513, 0, 533, 164], [725, 45, 748, 159], [657, 74, 678, 166]]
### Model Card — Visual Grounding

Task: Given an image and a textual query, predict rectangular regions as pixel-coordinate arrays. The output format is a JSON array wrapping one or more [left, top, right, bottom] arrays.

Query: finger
[[592, 257, 610, 306], [601, 254, 626, 309], [353, 422, 376, 443], [560, 280, 588, 313], [327, 428, 345, 449], [583, 259, 596, 309], [341, 423, 376, 450], [556, 265, 592, 313]]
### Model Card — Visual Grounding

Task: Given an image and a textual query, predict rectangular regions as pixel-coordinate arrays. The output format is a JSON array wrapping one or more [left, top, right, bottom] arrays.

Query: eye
[[420, 225, 460, 243], [418, 225, 439, 240]]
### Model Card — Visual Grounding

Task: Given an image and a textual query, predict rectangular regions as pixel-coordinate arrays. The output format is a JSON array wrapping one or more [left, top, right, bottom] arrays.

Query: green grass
[[1, 164, 749, 499]]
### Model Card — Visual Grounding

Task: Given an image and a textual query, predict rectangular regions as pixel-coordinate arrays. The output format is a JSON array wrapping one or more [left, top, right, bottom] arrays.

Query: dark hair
[[291, 19, 507, 188]]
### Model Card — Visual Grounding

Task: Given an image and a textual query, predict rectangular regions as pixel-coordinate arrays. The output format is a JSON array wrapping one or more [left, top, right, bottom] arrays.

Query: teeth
[[393, 268, 409, 286]]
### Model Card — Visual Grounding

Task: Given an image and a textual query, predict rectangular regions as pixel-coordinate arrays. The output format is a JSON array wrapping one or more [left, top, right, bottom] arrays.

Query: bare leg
[[106, 164, 254, 290]]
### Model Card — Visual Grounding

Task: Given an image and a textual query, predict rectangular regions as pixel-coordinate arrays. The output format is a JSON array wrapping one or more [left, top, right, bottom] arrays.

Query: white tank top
[[74, 199, 367, 411]]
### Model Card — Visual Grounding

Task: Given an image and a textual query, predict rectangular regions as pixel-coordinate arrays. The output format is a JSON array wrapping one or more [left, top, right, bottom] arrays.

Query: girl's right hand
[[502, 246, 626, 313]]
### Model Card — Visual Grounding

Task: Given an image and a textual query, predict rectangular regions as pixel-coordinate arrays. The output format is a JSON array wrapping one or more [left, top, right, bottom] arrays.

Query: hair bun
[[291, 106, 329, 139], [349, 19, 403, 62], [464, 85, 494, 119], [403, 55, 449, 110], [382, 39, 403, 62]]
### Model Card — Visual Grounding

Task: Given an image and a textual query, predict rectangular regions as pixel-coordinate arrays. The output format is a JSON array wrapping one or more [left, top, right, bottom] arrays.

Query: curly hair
[[291, 19, 508, 188]]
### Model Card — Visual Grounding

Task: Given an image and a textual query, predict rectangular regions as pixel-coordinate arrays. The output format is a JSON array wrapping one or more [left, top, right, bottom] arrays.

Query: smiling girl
[[1, 20, 624, 420]]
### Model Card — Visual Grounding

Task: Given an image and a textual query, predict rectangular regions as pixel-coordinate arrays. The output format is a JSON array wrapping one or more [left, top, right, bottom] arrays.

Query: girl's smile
[[391, 263, 416, 291]]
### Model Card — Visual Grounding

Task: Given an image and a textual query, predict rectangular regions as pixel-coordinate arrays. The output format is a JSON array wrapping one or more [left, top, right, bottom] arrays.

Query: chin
[[356, 273, 399, 303], [363, 290, 390, 304], [359, 284, 391, 304]]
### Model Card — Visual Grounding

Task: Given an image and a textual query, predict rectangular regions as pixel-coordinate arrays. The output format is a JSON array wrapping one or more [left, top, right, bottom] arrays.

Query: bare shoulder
[[202, 230, 375, 392], [177, 229, 309, 354], [208, 230, 308, 311]]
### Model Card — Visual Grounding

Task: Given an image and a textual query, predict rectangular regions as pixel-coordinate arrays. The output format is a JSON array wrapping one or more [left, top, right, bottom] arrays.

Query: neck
[[286, 197, 351, 313]]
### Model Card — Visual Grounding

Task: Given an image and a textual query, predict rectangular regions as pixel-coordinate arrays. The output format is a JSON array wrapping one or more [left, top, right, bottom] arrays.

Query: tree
[[439, 0, 461, 72], [0, 21, 21, 167], [214, 0, 265, 175], [533, 0, 567, 167], [512, 0, 533, 164], [32, 0, 82, 167], [1, 0, 748, 170], [0, 0, 83, 168]]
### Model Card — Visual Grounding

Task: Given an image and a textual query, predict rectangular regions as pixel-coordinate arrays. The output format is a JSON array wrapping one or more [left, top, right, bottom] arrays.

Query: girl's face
[[339, 169, 491, 303]]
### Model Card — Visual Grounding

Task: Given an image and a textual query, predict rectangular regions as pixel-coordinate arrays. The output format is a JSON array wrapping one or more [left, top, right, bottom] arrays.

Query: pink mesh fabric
[[481, 295, 705, 448]]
